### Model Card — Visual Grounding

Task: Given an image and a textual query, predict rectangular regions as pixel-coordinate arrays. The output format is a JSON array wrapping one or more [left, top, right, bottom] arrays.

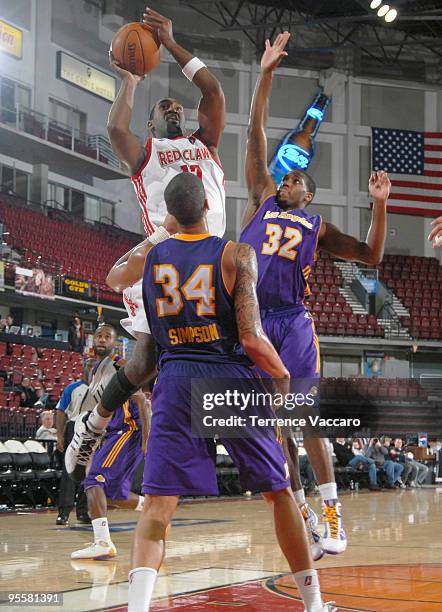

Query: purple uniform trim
[[84, 429, 143, 500]]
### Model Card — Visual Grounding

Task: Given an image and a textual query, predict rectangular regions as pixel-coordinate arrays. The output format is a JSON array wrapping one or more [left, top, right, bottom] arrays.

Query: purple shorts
[[84, 428, 143, 500], [262, 304, 320, 380], [142, 360, 289, 497]]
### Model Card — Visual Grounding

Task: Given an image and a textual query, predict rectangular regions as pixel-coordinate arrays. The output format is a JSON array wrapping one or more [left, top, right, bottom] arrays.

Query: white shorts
[[120, 279, 150, 338]]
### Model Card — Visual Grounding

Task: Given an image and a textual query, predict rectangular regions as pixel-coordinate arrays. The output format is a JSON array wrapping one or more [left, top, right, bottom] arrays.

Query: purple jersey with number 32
[[240, 195, 322, 309]]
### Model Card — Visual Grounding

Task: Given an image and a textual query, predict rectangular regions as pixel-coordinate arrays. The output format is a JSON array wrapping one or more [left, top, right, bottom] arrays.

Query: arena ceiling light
[[384, 8, 398, 22], [369, 1, 398, 23], [377, 4, 390, 17]]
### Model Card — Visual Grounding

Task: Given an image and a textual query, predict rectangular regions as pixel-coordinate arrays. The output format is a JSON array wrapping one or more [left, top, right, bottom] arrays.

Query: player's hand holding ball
[[109, 51, 145, 84], [369, 170, 391, 203], [143, 7, 175, 49], [110, 14, 161, 78]]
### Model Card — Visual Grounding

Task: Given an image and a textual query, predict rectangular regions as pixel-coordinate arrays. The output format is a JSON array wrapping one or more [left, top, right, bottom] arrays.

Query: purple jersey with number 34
[[240, 195, 322, 309]]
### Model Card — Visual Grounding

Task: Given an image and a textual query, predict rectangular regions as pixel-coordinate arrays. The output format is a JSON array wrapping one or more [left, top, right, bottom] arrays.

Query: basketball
[[110, 22, 160, 76]]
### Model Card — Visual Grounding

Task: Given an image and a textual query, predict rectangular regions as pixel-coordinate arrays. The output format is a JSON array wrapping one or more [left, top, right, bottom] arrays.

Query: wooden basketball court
[[1, 489, 441, 611]]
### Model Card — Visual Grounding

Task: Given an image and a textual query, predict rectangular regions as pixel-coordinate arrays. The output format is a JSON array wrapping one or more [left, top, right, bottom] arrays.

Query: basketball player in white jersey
[[107, 6, 226, 338]]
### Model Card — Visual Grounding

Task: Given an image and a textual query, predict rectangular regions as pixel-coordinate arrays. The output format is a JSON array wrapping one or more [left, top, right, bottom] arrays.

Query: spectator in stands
[[404, 445, 429, 488], [1, 314, 15, 333], [55, 359, 95, 526], [34, 383, 49, 408], [333, 438, 381, 491], [36, 410, 57, 441], [68, 314, 86, 353], [15, 376, 38, 407], [364, 437, 404, 489], [389, 438, 412, 488], [298, 447, 316, 493]]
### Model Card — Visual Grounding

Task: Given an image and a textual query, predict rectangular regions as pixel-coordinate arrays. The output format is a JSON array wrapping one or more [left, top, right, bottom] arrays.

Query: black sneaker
[[56, 514, 69, 526], [76, 515, 92, 525]]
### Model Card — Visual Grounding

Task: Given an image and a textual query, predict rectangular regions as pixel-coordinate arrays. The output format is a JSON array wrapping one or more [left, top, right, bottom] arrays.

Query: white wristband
[[148, 225, 170, 246], [182, 57, 206, 81]]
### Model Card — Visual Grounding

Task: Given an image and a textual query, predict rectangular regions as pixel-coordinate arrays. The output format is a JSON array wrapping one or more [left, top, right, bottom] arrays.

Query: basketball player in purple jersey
[[69, 325, 149, 560], [65, 173, 337, 612], [240, 33, 391, 556]]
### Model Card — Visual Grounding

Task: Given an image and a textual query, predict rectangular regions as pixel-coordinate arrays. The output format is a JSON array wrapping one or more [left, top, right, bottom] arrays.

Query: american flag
[[372, 127, 442, 216]]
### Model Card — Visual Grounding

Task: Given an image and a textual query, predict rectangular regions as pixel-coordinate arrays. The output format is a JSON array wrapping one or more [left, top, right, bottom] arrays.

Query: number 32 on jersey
[[261, 223, 303, 260], [154, 264, 216, 317]]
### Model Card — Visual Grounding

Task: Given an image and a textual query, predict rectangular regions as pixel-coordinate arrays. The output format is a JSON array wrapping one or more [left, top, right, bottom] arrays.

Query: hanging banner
[[57, 51, 116, 102], [62, 277, 91, 297], [15, 266, 55, 299], [0, 19, 23, 60]]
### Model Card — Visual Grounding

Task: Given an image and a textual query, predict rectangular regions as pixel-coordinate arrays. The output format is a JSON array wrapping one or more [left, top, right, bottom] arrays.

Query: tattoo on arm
[[233, 243, 263, 337]]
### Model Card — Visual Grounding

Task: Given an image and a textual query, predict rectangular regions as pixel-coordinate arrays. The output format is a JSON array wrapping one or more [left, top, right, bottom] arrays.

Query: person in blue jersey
[[240, 32, 391, 557], [55, 359, 95, 526]]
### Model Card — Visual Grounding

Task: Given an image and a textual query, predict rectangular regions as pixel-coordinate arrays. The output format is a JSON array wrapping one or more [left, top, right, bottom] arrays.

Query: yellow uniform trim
[[313, 216, 323, 261], [311, 320, 321, 374], [173, 233, 211, 242], [101, 429, 133, 468], [221, 241, 234, 296]]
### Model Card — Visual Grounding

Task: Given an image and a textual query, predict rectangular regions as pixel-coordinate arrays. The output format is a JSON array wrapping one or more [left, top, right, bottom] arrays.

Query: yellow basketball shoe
[[71, 540, 117, 560], [300, 502, 324, 561], [322, 501, 347, 555]]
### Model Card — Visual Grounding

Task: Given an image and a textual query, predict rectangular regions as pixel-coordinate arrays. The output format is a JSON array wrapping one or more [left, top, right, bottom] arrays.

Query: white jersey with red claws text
[[131, 133, 226, 237], [122, 133, 226, 338]]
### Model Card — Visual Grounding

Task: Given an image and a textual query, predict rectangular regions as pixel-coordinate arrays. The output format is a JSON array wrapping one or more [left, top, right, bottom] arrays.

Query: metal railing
[[0, 104, 123, 170]]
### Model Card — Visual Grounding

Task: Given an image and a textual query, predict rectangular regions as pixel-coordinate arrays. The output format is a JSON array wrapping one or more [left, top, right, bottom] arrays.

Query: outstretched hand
[[261, 32, 291, 73], [369, 170, 391, 202], [428, 216, 442, 248]]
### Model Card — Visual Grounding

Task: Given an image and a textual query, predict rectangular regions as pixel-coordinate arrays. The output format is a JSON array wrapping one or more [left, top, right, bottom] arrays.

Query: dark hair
[[94, 323, 116, 335], [164, 173, 206, 226], [297, 170, 316, 200]]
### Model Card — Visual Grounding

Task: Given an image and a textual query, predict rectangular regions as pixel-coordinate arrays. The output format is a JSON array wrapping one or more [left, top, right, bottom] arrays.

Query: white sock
[[128, 567, 157, 612], [294, 569, 324, 612], [92, 517, 111, 544], [135, 495, 144, 512], [319, 482, 338, 504], [88, 405, 111, 433], [294, 488, 306, 507]]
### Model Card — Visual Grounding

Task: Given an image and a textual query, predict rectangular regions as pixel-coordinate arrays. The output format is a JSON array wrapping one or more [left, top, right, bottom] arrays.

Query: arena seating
[[378, 254, 442, 340], [320, 376, 428, 401], [305, 252, 385, 337], [0, 195, 139, 304], [0, 339, 84, 440]]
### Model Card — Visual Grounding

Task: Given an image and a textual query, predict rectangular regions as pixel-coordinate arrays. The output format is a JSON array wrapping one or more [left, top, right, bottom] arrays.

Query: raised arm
[[143, 7, 224, 151], [318, 171, 390, 265], [106, 227, 170, 292], [242, 33, 290, 229], [107, 57, 146, 176]]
